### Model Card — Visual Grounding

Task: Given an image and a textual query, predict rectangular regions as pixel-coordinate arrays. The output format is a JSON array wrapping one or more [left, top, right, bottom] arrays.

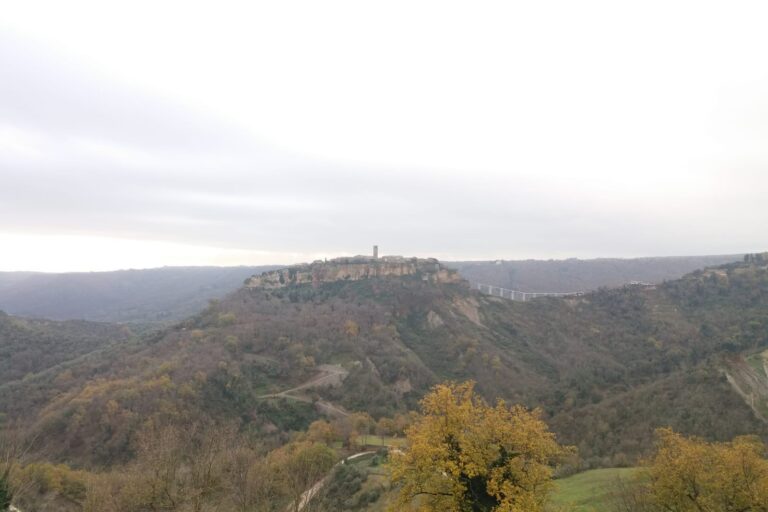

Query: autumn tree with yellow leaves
[[639, 428, 768, 512], [390, 381, 573, 512]]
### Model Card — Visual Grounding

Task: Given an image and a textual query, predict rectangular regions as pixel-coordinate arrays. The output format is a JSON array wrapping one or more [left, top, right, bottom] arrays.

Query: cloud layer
[[2, 1, 768, 271]]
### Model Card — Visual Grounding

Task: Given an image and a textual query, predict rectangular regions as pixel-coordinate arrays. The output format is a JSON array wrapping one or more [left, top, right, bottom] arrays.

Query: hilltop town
[[245, 248, 461, 289]]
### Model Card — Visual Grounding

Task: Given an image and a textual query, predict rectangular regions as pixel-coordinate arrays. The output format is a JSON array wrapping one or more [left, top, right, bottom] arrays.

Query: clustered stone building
[[246, 247, 460, 289]]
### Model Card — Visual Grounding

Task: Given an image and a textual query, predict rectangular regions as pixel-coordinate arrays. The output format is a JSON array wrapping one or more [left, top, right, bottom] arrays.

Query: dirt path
[[291, 451, 377, 511], [258, 364, 350, 418], [259, 364, 348, 399], [316, 400, 349, 418]]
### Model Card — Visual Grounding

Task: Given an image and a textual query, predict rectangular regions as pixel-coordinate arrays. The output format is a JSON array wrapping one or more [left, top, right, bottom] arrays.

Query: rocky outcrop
[[246, 256, 461, 289], [725, 351, 768, 422], [426, 310, 445, 328], [451, 297, 484, 327]]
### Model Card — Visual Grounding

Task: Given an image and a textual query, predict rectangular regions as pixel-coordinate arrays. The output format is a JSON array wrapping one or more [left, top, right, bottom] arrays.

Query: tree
[[0, 428, 34, 512], [376, 417, 396, 437], [0, 474, 10, 512], [226, 446, 281, 512], [306, 420, 336, 444], [271, 442, 336, 512], [344, 320, 360, 337], [349, 412, 374, 447], [82, 421, 239, 512], [390, 381, 572, 512], [643, 428, 768, 511]]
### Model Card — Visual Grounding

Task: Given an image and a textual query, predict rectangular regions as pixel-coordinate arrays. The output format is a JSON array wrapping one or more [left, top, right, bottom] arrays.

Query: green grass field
[[747, 351, 768, 378], [348, 465, 643, 511], [550, 468, 640, 511], [356, 435, 407, 448]]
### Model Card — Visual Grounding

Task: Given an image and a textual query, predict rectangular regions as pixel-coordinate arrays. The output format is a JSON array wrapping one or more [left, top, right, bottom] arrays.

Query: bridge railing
[[474, 282, 583, 302]]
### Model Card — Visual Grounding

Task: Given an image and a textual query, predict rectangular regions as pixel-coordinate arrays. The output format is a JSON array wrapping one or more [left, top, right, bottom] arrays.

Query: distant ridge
[[0, 265, 281, 323], [0, 254, 745, 324], [446, 254, 743, 293]]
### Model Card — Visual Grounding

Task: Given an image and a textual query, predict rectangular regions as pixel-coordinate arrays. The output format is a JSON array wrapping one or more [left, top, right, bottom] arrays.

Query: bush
[[0, 475, 11, 511]]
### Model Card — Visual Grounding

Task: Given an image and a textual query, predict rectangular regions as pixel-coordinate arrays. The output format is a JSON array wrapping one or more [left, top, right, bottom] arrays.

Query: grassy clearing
[[355, 435, 407, 448], [747, 352, 768, 378], [341, 465, 642, 511], [550, 468, 640, 511]]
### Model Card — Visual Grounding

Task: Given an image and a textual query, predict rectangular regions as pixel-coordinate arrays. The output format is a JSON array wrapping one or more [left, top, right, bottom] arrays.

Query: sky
[[1, 0, 767, 272]]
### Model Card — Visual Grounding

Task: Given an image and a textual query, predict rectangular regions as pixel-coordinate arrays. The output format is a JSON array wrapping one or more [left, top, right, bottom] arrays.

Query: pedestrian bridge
[[474, 282, 583, 301]]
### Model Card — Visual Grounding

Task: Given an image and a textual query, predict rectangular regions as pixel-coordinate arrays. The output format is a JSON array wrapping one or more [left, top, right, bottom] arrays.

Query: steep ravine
[[725, 350, 768, 422]]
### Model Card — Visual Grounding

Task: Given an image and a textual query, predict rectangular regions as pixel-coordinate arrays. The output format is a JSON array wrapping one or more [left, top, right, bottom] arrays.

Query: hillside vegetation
[[3, 255, 768, 472], [0, 311, 133, 388]]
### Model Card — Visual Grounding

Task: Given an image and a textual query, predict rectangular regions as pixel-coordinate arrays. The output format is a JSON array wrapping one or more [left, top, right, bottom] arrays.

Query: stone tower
[[373, 245, 379, 259]]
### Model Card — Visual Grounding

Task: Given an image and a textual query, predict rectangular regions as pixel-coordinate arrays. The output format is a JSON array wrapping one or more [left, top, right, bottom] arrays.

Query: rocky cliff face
[[246, 256, 461, 289]]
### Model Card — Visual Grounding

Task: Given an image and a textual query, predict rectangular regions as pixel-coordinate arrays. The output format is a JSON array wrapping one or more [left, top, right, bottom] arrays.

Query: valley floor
[[550, 468, 640, 511]]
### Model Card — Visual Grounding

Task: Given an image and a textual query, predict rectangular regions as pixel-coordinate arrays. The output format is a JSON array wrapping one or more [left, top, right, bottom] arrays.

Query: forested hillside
[[448, 254, 741, 292], [3, 255, 768, 472], [0, 311, 133, 387]]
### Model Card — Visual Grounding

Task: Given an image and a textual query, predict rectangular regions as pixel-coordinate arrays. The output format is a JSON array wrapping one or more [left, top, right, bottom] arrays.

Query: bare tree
[[608, 474, 654, 512], [272, 442, 335, 512], [0, 427, 35, 511], [226, 446, 282, 512]]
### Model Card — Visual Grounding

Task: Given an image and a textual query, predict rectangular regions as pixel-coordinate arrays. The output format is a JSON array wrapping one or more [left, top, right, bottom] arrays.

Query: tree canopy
[[644, 428, 768, 511], [390, 381, 572, 512]]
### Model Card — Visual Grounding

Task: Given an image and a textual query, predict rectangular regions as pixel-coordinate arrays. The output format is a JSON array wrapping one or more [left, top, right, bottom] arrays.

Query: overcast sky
[[1, 1, 767, 271]]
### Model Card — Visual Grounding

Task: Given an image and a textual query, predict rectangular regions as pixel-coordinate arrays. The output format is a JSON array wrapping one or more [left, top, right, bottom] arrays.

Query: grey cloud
[[2, 33, 767, 262], [0, 34, 257, 154]]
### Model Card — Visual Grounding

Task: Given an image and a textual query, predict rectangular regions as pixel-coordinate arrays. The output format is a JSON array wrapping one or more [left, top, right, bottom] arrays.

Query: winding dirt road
[[259, 364, 348, 399], [291, 451, 377, 512], [258, 364, 351, 418]]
